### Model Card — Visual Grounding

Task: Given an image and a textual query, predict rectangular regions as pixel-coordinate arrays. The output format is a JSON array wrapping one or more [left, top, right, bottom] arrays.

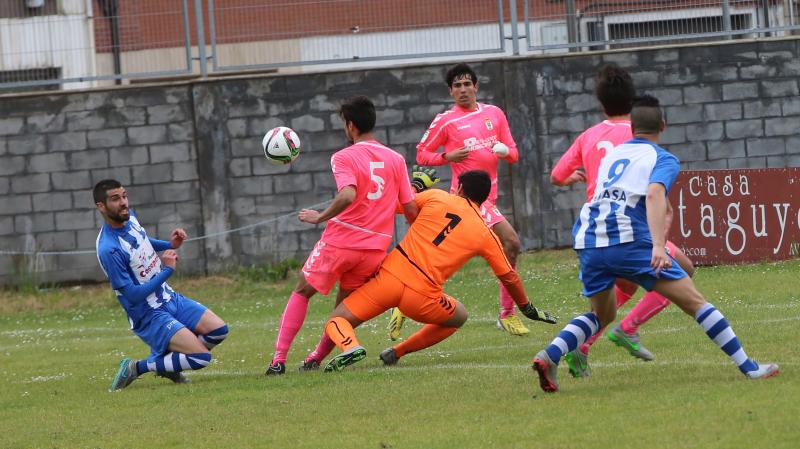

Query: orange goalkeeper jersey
[[381, 189, 513, 298]]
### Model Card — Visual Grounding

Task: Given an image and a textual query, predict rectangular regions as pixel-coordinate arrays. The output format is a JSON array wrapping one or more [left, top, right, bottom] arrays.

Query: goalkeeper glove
[[519, 302, 558, 324], [411, 165, 440, 192]]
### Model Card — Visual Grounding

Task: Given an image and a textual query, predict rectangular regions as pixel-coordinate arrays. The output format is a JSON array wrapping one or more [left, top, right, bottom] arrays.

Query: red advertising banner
[[668, 168, 800, 265]]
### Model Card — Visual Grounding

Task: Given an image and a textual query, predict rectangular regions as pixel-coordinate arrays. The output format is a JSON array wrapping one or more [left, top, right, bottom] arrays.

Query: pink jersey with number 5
[[416, 103, 518, 205], [551, 119, 632, 202], [320, 140, 415, 251]]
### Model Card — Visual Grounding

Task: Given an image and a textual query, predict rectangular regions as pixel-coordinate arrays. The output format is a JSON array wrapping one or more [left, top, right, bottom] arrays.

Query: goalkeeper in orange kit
[[320, 170, 558, 371]]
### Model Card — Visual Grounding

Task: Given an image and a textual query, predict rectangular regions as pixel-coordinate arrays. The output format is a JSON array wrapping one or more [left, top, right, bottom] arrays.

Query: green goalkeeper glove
[[411, 165, 440, 192], [520, 302, 558, 324]]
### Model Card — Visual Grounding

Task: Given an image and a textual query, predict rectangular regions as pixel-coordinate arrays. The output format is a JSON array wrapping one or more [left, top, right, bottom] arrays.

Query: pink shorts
[[479, 201, 506, 228], [302, 240, 386, 295]]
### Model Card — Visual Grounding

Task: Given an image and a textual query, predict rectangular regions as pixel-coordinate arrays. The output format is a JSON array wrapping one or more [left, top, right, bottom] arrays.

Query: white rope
[[0, 200, 332, 256]]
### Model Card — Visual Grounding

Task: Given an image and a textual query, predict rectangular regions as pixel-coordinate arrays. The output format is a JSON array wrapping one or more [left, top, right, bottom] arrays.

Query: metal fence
[[0, 0, 194, 92], [0, 0, 798, 92], [208, 0, 507, 72], [524, 0, 800, 53]]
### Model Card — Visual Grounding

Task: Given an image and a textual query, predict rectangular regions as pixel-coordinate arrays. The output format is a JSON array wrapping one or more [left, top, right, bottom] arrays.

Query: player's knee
[[686, 291, 706, 313], [669, 284, 706, 316], [200, 324, 229, 350], [294, 274, 318, 298], [186, 352, 212, 370], [445, 303, 468, 327]]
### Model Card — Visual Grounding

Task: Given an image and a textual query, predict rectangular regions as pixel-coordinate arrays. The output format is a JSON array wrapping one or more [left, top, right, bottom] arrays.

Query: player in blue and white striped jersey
[[94, 179, 229, 391], [532, 96, 778, 392]]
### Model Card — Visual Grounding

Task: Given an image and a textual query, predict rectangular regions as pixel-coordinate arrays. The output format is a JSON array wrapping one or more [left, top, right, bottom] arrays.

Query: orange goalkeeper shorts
[[342, 269, 457, 325]]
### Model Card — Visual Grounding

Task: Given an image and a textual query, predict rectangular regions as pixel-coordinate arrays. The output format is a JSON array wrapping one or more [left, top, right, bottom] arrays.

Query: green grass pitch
[[0, 249, 797, 448]]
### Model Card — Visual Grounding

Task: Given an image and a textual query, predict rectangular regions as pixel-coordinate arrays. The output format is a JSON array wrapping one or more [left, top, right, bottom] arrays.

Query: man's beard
[[107, 208, 130, 224]]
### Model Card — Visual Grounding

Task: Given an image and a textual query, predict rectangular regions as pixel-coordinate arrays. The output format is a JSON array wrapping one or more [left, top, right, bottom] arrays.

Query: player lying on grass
[[550, 63, 695, 377], [94, 179, 228, 391], [321, 170, 558, 372], [532, 96, 779, 393]]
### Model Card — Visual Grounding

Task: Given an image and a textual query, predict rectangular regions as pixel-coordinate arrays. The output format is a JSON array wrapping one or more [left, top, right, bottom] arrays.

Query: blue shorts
[[576, 240, 688, 297], [133, 293, 207, 357]]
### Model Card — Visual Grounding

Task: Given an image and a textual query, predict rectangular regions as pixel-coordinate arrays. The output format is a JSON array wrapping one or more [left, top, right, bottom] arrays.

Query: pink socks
[[499, 263, 517, 318], [621, 291, 670, 334], [272, 291, 309, 364], [306, 333, 336, 363]]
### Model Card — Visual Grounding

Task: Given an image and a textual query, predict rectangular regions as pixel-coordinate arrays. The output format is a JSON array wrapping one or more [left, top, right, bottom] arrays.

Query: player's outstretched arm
[[496, 270, 557, 324], [299, 186, 356, 225], [519, 302, 558, 324]]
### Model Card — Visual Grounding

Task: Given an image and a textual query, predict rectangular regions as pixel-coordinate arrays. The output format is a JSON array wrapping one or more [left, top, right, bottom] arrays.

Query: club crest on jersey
[[484, 118, 493, 130]]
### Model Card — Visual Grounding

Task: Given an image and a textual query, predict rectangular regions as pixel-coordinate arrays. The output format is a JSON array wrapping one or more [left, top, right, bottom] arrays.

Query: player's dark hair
[[457, 170, 491, 205], [445, 63, 478, 87], [631, 95, 663, 136], [339, 95, 376, 133], [93, 179, 122, 205], [595, 64, 635, 116]]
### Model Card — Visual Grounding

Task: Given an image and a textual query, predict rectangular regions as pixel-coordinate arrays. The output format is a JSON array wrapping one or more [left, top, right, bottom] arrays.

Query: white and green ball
[[262, 126, 301, 165]]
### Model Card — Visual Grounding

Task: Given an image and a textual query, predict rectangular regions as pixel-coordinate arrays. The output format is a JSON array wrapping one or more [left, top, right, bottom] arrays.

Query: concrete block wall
[[0, 86, 204, 283], [1, 38, 798, 284], [191, 64, 507, 272], [506, 39, 800, 250]]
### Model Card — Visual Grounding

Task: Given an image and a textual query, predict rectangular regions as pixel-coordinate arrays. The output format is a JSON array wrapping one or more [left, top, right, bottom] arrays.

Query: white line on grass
[[186, 358, 798, 378], [4, 311, 799, 339]]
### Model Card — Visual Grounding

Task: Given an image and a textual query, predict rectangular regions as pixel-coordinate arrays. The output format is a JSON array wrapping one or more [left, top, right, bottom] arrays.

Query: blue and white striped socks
[[695, 303, 759, 374], [199, 324, 229, 349], [136, 352, 212, 375], [544, 312, 601, 364]]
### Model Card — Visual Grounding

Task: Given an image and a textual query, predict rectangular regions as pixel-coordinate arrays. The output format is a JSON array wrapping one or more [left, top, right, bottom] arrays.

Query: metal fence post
[[208, 0, 218, 71], [566, 0, 578, 52], [194, 0, 207, 78], [182, 0, 193, 71], [760, 0, 772, 37], [497, 0, 506, 53], [509, 0, 520, 55], [721, 0, 732, 40]]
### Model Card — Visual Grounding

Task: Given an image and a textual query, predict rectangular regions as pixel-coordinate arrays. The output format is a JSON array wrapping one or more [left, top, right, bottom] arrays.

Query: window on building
[[0, 1, 58, 18], [606, 14, 753, 47], [0, 68, 61, 94]]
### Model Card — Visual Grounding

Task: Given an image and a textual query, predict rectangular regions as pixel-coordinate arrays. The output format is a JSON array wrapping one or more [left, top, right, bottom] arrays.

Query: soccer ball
[[262, 126, 301, 165]]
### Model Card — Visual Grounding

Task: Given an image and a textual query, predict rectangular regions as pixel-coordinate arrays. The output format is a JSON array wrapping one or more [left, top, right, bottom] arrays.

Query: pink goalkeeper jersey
[[320, 140, 415, 251], [551, 119, 632, 202], [416, 103, 518, 205]]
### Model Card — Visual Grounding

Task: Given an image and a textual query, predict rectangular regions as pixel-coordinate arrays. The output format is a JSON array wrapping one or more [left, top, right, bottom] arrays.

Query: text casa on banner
[[669, 168, 800, 265]]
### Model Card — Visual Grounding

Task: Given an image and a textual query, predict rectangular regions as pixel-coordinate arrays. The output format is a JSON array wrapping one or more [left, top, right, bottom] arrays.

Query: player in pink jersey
[[266, 95, 418, 375], [550, 64, 695, 378], [388, 62, 530, 339]]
